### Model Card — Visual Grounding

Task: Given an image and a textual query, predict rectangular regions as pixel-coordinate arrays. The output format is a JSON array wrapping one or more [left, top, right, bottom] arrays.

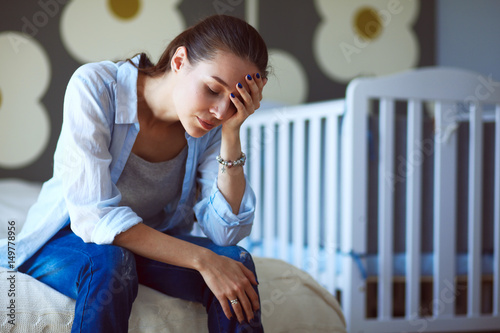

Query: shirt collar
[[115, 55, 140, 124]]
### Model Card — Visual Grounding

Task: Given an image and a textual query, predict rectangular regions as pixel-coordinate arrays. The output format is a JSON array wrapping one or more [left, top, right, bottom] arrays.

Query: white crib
[[238, 67, 500, 332]]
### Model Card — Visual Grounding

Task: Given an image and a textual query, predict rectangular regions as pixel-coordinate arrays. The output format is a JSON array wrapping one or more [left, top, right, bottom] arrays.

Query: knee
[[225, 246, 257, 273], [76, 246, 138, 328], [89, 245, 138, 298]]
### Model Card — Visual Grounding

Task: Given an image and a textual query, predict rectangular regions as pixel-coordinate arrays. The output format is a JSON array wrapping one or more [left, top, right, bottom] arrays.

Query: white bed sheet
[[0, 178, 346, 332]]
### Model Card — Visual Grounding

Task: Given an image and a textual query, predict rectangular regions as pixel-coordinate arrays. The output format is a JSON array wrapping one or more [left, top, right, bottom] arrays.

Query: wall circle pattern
[[0, 32, 51, 169]]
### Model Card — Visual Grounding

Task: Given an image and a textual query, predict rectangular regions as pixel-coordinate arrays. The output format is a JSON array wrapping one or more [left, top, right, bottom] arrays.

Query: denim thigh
[[19, 226, 137, 299], [18, 226, 139, 332]]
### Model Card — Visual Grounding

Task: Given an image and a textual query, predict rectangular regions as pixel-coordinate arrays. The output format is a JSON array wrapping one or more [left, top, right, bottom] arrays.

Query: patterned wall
[[0, 0, 435, 181]]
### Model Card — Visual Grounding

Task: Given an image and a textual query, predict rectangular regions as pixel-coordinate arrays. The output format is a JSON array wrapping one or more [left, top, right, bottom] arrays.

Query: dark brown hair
[[133, 15, 268, 79]]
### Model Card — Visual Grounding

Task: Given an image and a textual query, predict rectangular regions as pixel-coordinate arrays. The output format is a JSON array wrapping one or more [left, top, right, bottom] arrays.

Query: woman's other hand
[[197, 251, 260, 323]]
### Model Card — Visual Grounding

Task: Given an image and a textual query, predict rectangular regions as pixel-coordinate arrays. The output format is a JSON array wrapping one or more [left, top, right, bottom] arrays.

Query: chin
[[185, 125, 210, 138], [185, 117, 218, 138]]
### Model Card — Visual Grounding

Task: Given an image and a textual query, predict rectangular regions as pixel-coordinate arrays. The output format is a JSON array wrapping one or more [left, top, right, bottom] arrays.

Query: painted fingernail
[[237, 82, 243, 88], [246, 74, 252, 80], [230, 93, 235, 98], [256, 73, 260, 79]]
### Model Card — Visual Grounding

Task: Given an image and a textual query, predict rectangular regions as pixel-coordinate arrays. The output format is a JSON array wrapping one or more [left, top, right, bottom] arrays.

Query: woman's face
[[168, 47, 260, 138]]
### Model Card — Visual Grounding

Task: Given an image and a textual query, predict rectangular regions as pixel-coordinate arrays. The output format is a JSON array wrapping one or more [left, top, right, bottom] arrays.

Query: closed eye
[[206, 86, 219, 96]]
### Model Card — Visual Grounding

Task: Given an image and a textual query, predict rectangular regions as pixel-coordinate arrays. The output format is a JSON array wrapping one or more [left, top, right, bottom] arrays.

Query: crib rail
[[344, 67, 500, 332], [239, 100, 345, 294]]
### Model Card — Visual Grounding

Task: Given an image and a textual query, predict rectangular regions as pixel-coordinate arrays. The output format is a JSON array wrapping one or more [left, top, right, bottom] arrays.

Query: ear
[[171, 46, 189, 73]]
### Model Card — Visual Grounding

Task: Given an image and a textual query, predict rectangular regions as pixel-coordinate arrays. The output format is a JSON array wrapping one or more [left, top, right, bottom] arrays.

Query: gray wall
[[437, 0, 500, 80]]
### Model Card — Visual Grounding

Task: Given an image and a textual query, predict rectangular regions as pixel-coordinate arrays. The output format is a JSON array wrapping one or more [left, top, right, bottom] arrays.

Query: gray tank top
[[116, 146, 188, 230]]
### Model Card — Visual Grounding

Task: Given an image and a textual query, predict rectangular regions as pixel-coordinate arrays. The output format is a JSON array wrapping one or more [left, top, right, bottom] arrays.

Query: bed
[[0, 179, 345, 332], [238, 67, 500, 332]]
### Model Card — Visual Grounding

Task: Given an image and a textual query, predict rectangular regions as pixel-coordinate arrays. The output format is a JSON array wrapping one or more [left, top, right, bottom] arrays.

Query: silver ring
[[230, 299, 239, 305]]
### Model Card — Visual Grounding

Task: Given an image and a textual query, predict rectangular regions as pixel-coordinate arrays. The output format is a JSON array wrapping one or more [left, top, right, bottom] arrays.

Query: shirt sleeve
[[54, 67, 142, 244], [193, 129, 256, 246]]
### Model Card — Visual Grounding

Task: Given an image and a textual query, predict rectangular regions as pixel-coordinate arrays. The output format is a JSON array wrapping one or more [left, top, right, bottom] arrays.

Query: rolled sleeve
[[91, 205, 142, 244], [194, 174, 256, 246]]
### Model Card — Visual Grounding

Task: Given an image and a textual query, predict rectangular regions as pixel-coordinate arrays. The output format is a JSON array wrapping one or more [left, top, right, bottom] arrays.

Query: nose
[[210, 97, 231, 120]]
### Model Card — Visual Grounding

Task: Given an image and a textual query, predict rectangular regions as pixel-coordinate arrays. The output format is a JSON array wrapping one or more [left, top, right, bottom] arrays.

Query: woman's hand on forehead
[[223, 72, 267, 132]]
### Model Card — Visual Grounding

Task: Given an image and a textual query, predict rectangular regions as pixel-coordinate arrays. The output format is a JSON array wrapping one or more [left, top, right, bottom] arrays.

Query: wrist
[[216, 152, 246, 171], [192, 247, 214, 272], [221, 126, 240, 142], [220, 128, 242, 161]]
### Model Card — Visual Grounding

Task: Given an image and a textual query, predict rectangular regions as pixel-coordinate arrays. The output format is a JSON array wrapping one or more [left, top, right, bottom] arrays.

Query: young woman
[[10, 15, 268, 332]]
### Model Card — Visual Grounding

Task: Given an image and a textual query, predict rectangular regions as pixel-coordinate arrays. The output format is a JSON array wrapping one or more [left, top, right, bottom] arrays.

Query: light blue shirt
[[0, 56, 256, 269]]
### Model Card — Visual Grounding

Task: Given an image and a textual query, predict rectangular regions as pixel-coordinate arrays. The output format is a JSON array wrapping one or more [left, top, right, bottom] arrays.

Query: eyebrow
[[210, 76, 229, 88]]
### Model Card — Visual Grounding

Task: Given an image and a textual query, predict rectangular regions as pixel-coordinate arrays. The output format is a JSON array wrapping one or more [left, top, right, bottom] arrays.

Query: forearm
[[113, 223, 212, 270], [217, 128, 246, 214]]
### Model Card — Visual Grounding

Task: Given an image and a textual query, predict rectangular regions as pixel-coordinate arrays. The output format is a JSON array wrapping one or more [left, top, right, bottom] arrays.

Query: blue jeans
[[19, 226, 263, 332]]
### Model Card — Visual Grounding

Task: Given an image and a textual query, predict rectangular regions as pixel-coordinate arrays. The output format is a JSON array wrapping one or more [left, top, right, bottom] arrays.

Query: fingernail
[[230, 93, 235, 98], [246, 74, 252, 80], [237, 82, 243, 88], [256, 73, 260, 79]]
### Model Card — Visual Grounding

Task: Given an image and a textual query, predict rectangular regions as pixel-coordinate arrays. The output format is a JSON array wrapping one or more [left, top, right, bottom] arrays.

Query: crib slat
[[378, 98, 395, 319], [325, 114, 340, 294], [248, 125, 263, 254], [292, 119, 306, 269], [277, 121, 291, 263], [494, 103, 500, 316], [240, 127, 250, 247], [433, 101, 458, 317], [262, 124, 277, 257], [468, 102, 483, 316], [307, 117, 322, 280], [406, 99, 423, 318]]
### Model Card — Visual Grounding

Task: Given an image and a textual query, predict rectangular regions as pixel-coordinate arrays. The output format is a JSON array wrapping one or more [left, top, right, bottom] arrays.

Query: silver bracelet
[[216, 153, 246, 172]]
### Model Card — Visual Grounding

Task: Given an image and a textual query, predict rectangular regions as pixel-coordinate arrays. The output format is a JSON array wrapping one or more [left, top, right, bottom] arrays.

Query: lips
[[197, 117, 215, 130]]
